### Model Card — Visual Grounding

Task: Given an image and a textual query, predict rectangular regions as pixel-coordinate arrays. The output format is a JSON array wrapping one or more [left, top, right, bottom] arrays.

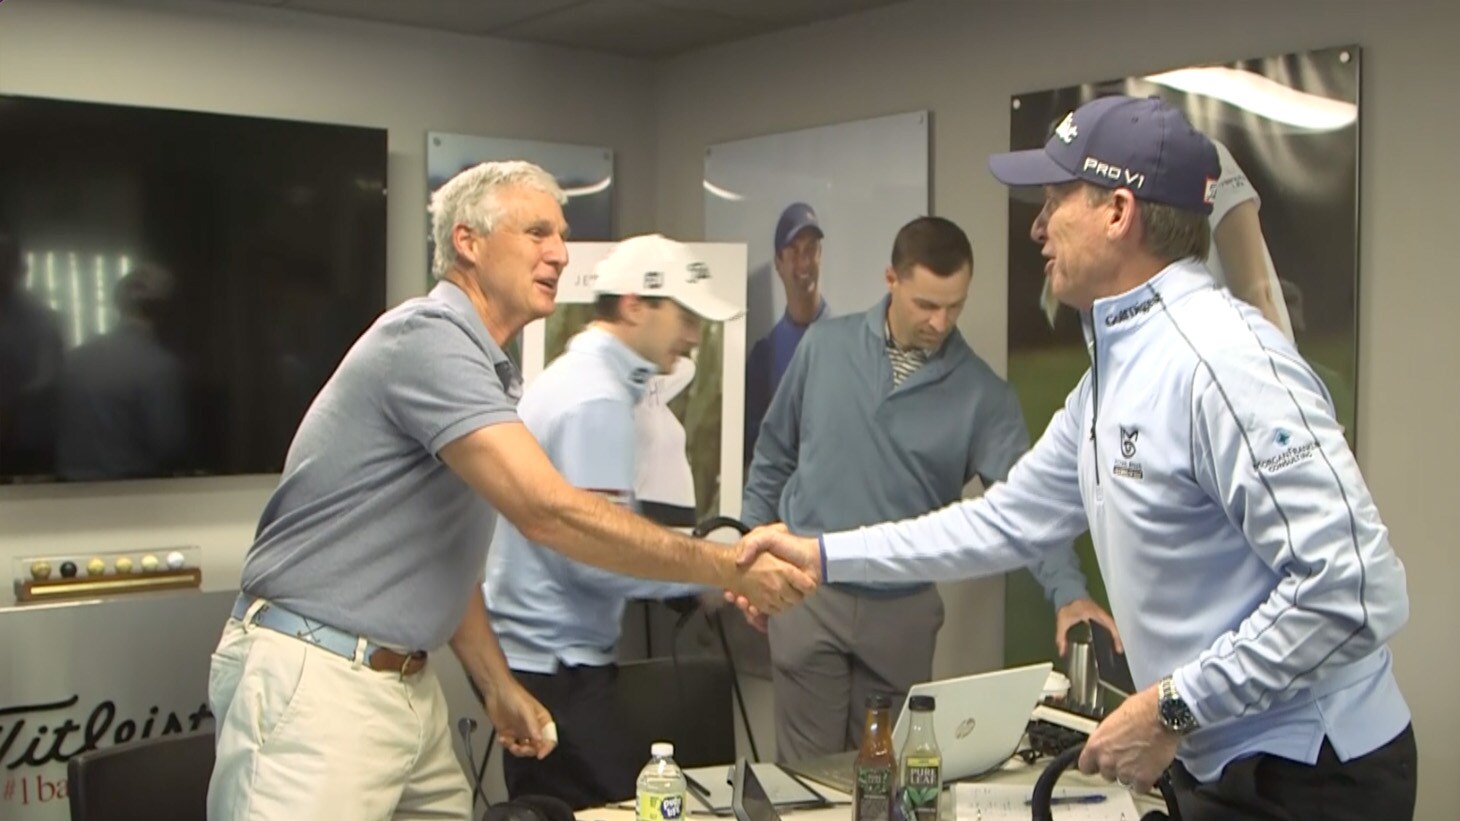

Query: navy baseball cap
[[774, 202, 824, 253], [988, 95, 1221, 215]]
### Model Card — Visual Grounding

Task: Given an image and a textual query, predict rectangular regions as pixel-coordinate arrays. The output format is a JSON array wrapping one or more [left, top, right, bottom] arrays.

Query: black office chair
[[616, 655, 737, 767], [459, 657, 734, 814], [67, 730, 215, 821]]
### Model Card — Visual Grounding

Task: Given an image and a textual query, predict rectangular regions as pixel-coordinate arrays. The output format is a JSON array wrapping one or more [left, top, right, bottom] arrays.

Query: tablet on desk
[[731, 759, 779, 821], [685, 761, 830, 816]]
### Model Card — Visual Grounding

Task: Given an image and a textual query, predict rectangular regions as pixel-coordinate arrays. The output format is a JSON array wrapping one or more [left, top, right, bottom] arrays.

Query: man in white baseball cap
[[483, 233, 744, 807], [593, 232, 744, 328]]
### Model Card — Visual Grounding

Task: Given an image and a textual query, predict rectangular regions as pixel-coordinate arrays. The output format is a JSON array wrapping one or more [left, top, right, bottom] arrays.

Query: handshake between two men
[[722, 523, 820, 629], [725, 522, 1119, 656]]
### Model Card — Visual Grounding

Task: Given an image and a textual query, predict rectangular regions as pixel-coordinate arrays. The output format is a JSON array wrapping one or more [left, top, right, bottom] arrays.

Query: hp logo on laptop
[[955, 717, 977, 739]]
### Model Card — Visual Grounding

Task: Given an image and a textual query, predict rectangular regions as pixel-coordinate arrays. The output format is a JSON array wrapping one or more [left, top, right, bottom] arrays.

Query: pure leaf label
[[856, 766, 894, 821], [905, 786, 939, 803], [856, 768, 892, 794], [905, 762, 939, 788], [900, 760, 941, 821]]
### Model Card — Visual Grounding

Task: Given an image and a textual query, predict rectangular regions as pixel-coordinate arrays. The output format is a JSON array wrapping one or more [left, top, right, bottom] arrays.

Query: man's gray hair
[[428, 161, 566, 280]]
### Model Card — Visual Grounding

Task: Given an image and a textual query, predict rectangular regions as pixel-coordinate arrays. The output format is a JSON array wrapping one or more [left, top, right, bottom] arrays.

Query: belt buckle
[[382, 648, 424, 680]]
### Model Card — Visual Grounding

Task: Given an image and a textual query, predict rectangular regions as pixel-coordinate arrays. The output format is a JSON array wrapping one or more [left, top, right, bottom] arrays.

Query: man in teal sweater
[[743, 216, 1117, 761]]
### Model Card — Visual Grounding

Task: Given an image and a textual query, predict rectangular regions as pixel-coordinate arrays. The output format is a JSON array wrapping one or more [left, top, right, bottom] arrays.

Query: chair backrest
[[615, 655, 736, 768], [67, 730, 215, 821]]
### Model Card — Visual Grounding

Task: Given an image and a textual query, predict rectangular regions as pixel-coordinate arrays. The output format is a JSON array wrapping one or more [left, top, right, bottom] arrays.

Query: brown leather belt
[[368, 647, 429, 676]]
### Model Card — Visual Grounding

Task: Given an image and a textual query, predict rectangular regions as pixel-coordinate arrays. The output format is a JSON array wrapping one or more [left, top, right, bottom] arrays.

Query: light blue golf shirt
[[484, 326, 705, 674]]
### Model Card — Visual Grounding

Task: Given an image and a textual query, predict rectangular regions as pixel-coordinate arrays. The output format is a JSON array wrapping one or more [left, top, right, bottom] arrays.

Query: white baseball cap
[[591, 234, 744, 323]]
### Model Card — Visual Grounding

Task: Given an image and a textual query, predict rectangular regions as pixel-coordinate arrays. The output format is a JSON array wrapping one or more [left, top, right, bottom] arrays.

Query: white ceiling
[[203, 0, 916, 59]]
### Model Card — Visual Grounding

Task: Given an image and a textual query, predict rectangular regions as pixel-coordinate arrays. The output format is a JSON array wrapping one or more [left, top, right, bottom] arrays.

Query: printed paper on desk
[[953, 782, 1140, 820]]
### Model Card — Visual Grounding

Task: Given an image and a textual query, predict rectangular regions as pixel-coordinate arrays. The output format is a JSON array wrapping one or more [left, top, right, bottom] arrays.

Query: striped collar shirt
[[885, 317, 931, 386]]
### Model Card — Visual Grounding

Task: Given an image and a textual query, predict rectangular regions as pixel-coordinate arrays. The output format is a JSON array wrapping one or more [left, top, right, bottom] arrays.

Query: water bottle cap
[[651, 742, 675, 758], [909, 695, 936, 711]]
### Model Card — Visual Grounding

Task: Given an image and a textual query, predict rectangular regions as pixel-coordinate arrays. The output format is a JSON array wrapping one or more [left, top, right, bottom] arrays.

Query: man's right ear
[[452, 223, 478, 268]]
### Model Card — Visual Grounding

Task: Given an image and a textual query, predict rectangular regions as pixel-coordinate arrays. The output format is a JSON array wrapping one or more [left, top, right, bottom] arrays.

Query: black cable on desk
[[690, 516, 762, 763]]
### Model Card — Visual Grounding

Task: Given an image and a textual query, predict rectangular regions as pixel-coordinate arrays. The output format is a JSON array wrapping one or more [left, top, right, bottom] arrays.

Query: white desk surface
[[575, 753, 1167, 821]]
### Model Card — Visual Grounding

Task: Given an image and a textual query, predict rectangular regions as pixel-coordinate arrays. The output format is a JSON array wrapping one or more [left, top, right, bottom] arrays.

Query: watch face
[[1161, 699, 1195, 733], [1159, 680, 1196, 733]]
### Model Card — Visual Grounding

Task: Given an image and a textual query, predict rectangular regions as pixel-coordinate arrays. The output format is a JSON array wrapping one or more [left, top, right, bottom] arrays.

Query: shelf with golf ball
[[12, 547, 203, 604]]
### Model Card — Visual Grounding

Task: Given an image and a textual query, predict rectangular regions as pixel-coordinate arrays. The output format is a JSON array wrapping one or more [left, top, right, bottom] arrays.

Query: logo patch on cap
[[687, 262, 710, 282], [644, 271, 664, 289], [1203, 177, 1218, 205], [1082, 156, 1146, 189], [1054, 112, 1078, 144]]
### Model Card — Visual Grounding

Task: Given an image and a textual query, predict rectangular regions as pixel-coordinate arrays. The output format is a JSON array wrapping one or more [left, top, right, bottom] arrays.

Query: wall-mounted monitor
[[0, 94, 388, 485]]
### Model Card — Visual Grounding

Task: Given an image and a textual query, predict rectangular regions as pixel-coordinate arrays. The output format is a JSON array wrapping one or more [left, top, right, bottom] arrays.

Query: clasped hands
[[720, 523, 824, 630]]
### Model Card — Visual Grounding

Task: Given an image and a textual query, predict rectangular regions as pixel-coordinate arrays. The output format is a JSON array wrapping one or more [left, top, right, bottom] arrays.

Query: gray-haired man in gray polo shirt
[[205, 161, 816, 821]]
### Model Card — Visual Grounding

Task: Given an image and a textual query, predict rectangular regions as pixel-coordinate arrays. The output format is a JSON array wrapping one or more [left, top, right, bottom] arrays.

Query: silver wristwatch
[[1157, 675, 1199, 735]]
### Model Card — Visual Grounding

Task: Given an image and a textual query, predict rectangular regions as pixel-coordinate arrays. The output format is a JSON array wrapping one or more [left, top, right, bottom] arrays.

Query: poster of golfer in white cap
[[520, 240, 749, 526]]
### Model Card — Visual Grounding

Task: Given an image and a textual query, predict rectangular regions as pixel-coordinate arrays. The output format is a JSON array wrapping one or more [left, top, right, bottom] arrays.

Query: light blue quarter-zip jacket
[[820, 259, 1411, 781]]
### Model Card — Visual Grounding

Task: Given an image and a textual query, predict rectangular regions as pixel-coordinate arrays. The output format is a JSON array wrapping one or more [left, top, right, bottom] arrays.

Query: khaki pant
[[769, 584, 944, 762], [205, 613, 471, 821]]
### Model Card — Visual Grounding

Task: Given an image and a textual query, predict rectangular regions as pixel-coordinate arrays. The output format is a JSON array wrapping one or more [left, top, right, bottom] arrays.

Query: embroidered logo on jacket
[[1112, 425, 1143, 479], [1104, 294, 1162, 327], [1257, 439, 1317, 474], [1120, 426, 1139, 458]]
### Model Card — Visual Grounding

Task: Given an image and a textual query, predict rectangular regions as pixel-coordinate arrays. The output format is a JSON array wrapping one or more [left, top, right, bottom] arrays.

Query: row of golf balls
[[30, 551, 187, 580]]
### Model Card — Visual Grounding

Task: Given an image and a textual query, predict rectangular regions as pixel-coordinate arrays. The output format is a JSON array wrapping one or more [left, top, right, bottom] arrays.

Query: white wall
[[654, 0, 1459, 816], [0, 0, 658, 597]]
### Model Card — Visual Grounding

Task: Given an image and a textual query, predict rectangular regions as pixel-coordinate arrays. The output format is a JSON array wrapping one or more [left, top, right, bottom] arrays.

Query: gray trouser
[[768, 584, 944, 762]]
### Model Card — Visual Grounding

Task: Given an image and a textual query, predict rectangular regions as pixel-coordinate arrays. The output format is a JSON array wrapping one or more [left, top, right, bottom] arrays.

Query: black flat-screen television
[[0, 94, 388, 484]]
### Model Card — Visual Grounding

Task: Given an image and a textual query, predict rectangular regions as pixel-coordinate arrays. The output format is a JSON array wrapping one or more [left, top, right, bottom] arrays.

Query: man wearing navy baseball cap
[[744, 201, 828, 464], [735, 95, 1415, 820], [987, 94, 1223, 313]]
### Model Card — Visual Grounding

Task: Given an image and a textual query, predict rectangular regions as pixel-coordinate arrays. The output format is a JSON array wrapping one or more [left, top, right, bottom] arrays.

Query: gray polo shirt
[[239, 281, 520, 650]]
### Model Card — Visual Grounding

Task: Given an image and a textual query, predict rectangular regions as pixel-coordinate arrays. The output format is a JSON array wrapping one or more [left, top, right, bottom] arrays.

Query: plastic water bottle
[[636, 742, 688, 821]]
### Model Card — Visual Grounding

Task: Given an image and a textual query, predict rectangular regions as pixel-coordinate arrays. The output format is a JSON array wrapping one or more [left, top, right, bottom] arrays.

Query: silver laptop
[[783, 662, 1054, 793]]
